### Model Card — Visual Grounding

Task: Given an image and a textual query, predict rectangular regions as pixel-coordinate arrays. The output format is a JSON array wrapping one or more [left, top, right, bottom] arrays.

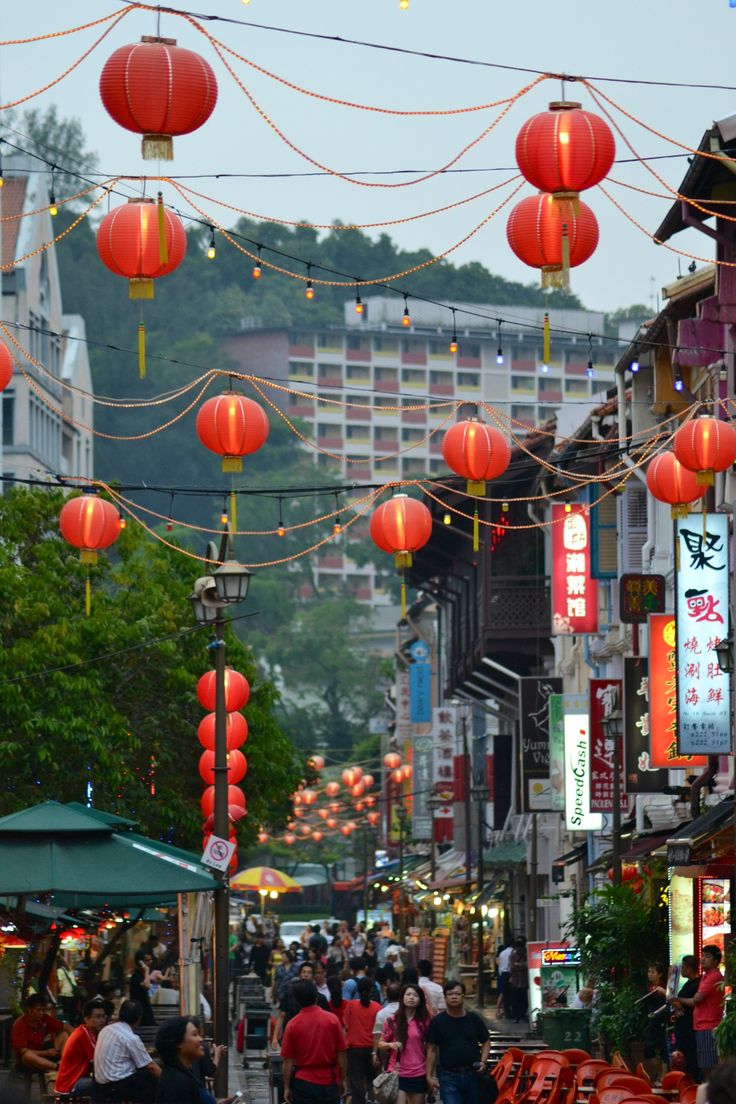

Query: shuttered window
[[618, 482, 648, 573], [590, 487, 618, 578]]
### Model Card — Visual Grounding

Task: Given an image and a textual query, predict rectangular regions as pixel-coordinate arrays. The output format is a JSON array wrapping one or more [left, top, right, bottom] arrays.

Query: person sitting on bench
[[92, 1000, 160, 1102], [10, 993, 72, 1076]]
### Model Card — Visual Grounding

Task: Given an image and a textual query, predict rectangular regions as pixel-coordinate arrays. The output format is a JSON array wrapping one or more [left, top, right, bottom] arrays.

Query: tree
[[17, 106, 100, 203], [0, 488, 303, 848]]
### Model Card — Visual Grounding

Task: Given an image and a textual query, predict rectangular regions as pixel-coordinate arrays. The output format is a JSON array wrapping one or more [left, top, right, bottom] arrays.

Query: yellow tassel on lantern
[[543, 312, 550, 367], [138, 322, 146, 379], [85, 572, 91, 618], [394, 551, 413, 569], [400, 578, 407, 620], [473, 506, 479, 552], [128, 278, 154, 300], [156, 192, 168, 265], [561, 222, 571, 289]]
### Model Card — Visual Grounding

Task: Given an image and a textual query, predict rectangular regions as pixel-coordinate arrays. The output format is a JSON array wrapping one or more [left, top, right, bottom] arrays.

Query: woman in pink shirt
[[378, 984, 432, 1104]]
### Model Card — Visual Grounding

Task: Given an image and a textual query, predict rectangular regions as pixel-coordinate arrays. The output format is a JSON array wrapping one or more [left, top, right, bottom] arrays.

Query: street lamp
[[471, 784, 487, 1007], [714, 634, 734, 675], [191, 552, 252, 1096], [601, 708, 623, 887]]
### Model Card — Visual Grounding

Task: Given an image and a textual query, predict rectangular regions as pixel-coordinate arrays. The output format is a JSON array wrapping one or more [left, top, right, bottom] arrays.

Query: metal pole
[[212, 615, 229, 1096], [476, 793, 485, 1008], [398, 804, 405, 943], [528, 812, 538, 941], [429, 822, 437, 931], [612, 723, 622, 887], [363, 829, 370, 926], [463, 714, 472, 896]]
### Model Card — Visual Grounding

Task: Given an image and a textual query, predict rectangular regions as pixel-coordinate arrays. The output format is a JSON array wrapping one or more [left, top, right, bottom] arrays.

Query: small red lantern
[[301, 788, 318, 806], [257, 831, 269, 843], [201, 785, 246, 817], [383, 752, 402, 770], [391, 768, 404, 784], [197, 711, 248, 751], [506, 192, 598, 289], [442, 419, 511, 496], [326, 817, 337, 829], [0, 341, 14, 391], [515, 102, 615, 200], [329, 802, 341, 814], [97, 198, 187, 299], [198, 748, 247, 785], [100, 37, 218, 160], [351, 782, 366, 798], [402, 764, 413, 781], [197, 669, 250, 712], [363, 774, 375, 789], [284, 833, 296, 845], [292, 792, 303, 807], [672, 415, 736, 486], [342, 766, 363, 787], [324, 781, 340, 797], [195, 393, 270, 473], [364, 795, 377, 807], [354, 801, 365, 812], [311, 830, 324, 842], [293, 808, 304, 818], [317, 808, 329, 820], [646, 451, 707, 519], [370, 494, 432, 617], [340, 824, 353, 837], [60, 495, 121, 563], [367, 811, 380, 826], [308, 755, 325, 771]]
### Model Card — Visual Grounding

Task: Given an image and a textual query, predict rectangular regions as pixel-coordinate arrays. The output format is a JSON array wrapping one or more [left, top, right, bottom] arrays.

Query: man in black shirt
[[426, 979, 490, 1104], [274, 963, 329, 1044], [673, 955, 700, 1081]]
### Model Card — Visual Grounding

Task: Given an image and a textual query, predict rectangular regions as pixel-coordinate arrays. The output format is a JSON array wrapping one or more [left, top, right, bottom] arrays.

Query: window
[[289, 361, 313, 377], [373, 397, 395, 408], [457, 372, 480, 388], [401, 338, 425, 355], [346, 394, 368, 409], [401, 428, 424, 442], [318, 362, 341, 379], [429, 340, 450, 355], [511, 375, 535, 392], [429, 458, 444, 474], [429, 371, 453, 386], [347, 335, 370, 351], [2, 392, 14, 446], [401, 369, 425, 384], [374, 337, 399, 354], [346, 364, 370, 379], [537, 407, 557, 423], [318, 333, 342, 349], [375, 426, 399, 441], [590, 486, 618, 579], [402, 458, 427, 476], [375, 368, 398, 382], [289, 332, 313, 347], [565, 378, 588, 396], [511, 405, 535, 423], [346, 424, 369, 439]]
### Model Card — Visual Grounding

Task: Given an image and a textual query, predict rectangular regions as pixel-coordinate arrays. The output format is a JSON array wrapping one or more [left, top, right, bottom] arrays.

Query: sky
[[1, 0, 735, 314]]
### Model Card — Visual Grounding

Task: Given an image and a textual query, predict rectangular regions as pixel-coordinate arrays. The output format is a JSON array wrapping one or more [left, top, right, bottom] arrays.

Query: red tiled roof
[[2, 178, 28, 268]]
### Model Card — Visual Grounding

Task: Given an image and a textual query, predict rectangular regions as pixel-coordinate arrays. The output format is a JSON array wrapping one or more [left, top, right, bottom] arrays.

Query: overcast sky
[[2, 1, 735, 313]]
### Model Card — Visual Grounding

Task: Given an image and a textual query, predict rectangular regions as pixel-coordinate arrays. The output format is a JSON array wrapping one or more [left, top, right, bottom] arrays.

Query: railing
[[486, 576, 551, 635]]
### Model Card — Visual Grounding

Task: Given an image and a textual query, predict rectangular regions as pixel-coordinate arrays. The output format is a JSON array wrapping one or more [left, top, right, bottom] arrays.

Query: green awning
[[483, 841, 527, 866]]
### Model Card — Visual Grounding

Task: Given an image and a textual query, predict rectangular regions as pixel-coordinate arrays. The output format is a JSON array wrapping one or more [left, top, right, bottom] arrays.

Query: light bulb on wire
[[449, 309, 458, 354], [252, 246, 262, 280], [305, 263, 314, 300], [496, 320, 504, 365], [402, 295, 411, 327], [207, 226, 216, 260], [400, 0, 409, 8], [355, 287, 364, 315]]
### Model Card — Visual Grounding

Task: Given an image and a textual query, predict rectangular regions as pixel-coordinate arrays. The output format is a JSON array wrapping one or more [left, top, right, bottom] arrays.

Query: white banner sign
[[201, 835, 235, 872], [563, 693, 603, 832], [676, 514, 731, 755]]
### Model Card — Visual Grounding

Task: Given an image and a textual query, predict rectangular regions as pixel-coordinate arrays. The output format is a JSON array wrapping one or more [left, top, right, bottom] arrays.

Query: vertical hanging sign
[[649, 613, 707, 768], [675, 514, 731, 755], [548, 694, 566, 812], [551, 504, 599, 635], [563, 693, 603, 832], [623, 657, 668, 793], [589, 679, 627, 814]]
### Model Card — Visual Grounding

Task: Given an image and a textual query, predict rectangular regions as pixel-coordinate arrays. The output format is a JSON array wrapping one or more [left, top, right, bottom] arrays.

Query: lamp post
[[397, 802, 409, 942], [426, 794, 442, 930], [600, 708, 623, 887], [190, 548, 252, 1097], [471, 783, 487, 1007]]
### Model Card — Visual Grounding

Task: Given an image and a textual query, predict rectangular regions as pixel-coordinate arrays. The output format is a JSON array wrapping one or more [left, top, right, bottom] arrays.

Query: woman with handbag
[[377, 984, 432, 1104]]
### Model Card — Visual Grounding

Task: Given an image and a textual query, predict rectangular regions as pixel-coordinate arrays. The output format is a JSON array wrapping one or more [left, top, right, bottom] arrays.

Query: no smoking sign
[[201, 834, 236, 872]]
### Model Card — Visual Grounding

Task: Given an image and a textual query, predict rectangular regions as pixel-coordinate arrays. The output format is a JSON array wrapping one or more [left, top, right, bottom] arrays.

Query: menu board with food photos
[[700, 878, 730, 958]]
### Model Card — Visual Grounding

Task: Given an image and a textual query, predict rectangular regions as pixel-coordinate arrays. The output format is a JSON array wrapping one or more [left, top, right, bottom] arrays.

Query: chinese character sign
[[619, 574, 666, 624], [548, 694, 565, 812], [563, 693, 603, 832], [551, 505, 599, 634], [431, 705, 456, 820], [623, 657, 668, 793], [409, 640, 432, 723], [519, 677, 562, 811], [676, 515, 731, 755], [411, 733, 433, 841], [589, 679, 627, 814], [649, 614, 706, 768]]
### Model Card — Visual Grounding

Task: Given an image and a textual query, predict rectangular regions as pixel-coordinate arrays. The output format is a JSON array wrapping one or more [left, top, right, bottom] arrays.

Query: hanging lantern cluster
[[672, 414, 736, 486], [370, 493, 432, 618], [441, 416, 511, 550], [197, 666, 250, 875], [507, 100, 615, 287], [646, 451, 707, 519], [59, 494, 122, 615]]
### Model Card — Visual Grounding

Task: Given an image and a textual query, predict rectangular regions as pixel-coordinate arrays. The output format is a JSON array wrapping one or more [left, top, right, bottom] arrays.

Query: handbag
[[372, 1071, 399, 1104]]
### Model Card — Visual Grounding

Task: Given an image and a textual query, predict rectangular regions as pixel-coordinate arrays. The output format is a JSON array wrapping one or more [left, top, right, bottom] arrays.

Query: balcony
[[486, 576, 551, 638], [402, 408, 427, 424]]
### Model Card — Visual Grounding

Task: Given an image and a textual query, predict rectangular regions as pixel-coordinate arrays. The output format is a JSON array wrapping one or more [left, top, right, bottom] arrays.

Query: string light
[[355, 285, 364, 315], [48, 169, 57, 217], [443, 512, 452, 525], [496, 320, 504, 365], [630, 352, 640, 373], [206, 225, 216, 260], [673, 350, 684, 392], [399, 0, 410, 9], [586, 335, 594, 379], [333, 493, 342, 535], [277, 498, 285, 538], [220, 499, 229, 525], [449, 308, 458, 354], [252, 245, 262, 280], [305, 264, 314, 300], [402, 295, 411, 327]]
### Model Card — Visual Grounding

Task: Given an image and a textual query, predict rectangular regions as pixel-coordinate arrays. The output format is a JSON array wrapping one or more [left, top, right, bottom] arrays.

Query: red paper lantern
[[367, 812, 380, 826], [292, 792, 303, 807], [402, 764, 413, 781], [301, 788, 318, 806], [506, 193, 598, 288], [391, 768, 404, 784], [199, 748, 247, 785], [59, 495, 121, 564], [328, 802, 341, 814], [515, 102, 615, 199], [197, 669, 250, 712], [257, 831, 269, 843], [308, 755, 325, 771], [383, 752, 402, 770], [317, 808, 329, 820], [201, 785, 246, 817], [324, 781, 340, 797], [326, 817, 337, 829], [311, 830, 323, 842], [0, 342, 13, 392], [370, 494, 432, 568], [340, 824, 353, 837], [100, 37, 218, 160], [673, 415, 736, 486], [363, 774, 375, 789], [342, 766, 363, 787], [195, 393, 270, 473], [97, 198, 186, 299], [354, 801, 365, 812], [197, 711, 248, 751], [442, 419, 511, 496], [364, 795, 376, 807], [298, 824, 312, 837], [646, 451, 707, 519], [202, 805, 246, 833], [351, 782, 366, 798], [284, 833, 296, 845]]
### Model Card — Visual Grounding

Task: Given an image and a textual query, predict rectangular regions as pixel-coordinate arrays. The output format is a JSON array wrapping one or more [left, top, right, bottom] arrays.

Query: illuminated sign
[[551, 505, 599, 635], [649, 614, 706, 768], [675, 515, 731, 755], [541, 948, 582, 967], [563, 693, 603, 832], [589, 679, 627, 815]]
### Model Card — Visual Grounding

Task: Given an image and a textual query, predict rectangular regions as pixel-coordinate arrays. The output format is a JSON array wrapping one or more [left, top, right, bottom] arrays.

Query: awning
[[484, 841, 527, 866], [666, 798, 733, 844], [552, 842, 588, 870]]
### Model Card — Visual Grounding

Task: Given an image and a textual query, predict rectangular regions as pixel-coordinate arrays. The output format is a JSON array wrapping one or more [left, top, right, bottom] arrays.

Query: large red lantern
[[672, 415, 736, 486], [60, 496, 121, 563], [197, 711, 248, 752], [0, 341, 13, 392], [201, 785, 246, 817], [383, 752, 402, 770], [198, 748, 247, 785], [515, 102, 615, 200], [370, 494, 433, 617], [442, 419, 511, 495], [646, 451, 707, 518], [197, 668, 250, 712], [506, 193, 598, 289], [100, 37, 218, 160], [196, 393, 270, 473], [97, 198, 186, 299]]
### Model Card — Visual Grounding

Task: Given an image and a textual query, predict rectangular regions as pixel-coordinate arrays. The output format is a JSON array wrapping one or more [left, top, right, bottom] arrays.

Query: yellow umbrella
[[230, 866, 302, 916]]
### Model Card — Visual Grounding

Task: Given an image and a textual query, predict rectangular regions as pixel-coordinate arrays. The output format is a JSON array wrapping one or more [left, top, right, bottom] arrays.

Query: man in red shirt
[[670, 945, 725, 1079], [56, 999, 108, 1095], [282, 980, 347, 1104], [10, 993, 72, 1074]]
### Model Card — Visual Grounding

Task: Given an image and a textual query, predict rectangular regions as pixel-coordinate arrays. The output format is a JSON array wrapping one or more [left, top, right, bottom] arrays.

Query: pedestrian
[[494, 943, 513, 1021], [56, 952, 79, 1026], [282, 980, 348, 1104], [327, 936, 347, 973], [378, 983, 432, 1104], [417, 961, 446, 1014], [507, 939, 528, 1024], [308, 925, 328, 959], [425, 980, 490, 1104], [642, 963, 668, 1083], [668, 945, 725, 1080], [274, 963, 329, 1045], [55, 999, 107, 1097], [344, 957, 380, 1001], [326, 975, 346, 1024], [673, 955, 700, 1081], [701, 1058, 736, 1104], [154, 1016, 230, 1104], [364, 940, 378, 974], [274, 951, 298, 1002], [129, 951, 155, 1028], [314, 964, 331, 1003], [249, 935, 271, 986], [343, 977, 382, 1104], [93, 1000, 160, 1102]]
